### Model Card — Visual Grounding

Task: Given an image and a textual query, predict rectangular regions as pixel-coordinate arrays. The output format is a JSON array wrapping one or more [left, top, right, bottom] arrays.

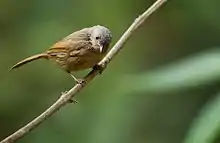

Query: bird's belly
[[67, 53, 104, 71]]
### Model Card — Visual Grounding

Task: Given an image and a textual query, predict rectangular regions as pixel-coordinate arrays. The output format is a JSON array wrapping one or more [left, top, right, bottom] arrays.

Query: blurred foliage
[[1, 0, 220, 143], [184, 92, 220, 143]]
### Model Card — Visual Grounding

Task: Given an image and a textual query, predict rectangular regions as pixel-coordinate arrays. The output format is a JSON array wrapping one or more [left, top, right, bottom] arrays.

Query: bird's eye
[[95, 36, 100, 40]]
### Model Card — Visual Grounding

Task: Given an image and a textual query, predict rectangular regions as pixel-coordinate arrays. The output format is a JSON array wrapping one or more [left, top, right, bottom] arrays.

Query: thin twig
[[1, 0, 167, 142]]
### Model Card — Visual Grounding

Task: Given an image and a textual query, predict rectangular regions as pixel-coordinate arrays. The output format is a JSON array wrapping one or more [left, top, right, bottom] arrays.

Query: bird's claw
[[75, 78, 86, 84], [93, 64, 104, 74], [69, 99, 78, 104]]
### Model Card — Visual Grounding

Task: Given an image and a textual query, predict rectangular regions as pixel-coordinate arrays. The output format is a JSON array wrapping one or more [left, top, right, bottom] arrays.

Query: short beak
[[98, 42, 103, 52], [100, 46, 103, 53]]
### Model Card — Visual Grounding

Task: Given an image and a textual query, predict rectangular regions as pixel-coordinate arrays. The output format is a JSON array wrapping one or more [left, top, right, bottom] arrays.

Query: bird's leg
[[69, 73, 85, 84]]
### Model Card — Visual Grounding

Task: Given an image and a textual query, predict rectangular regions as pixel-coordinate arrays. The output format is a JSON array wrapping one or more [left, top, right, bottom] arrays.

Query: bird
[[10, 25, 112, 83]]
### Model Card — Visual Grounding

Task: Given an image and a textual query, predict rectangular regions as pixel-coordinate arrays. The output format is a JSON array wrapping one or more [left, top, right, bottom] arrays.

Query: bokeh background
[[1, 0, 220, 143]]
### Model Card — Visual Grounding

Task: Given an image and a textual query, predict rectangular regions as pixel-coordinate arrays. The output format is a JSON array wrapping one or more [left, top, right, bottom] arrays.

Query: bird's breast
[[67, 49, 105, 71]]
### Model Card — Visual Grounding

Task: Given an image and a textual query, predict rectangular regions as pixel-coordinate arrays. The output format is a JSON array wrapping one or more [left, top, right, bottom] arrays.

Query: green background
[[1, 0, 220, 143]]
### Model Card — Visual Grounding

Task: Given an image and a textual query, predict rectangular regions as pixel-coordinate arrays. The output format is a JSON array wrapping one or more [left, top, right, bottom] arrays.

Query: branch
[[1, 0, 167, 142]]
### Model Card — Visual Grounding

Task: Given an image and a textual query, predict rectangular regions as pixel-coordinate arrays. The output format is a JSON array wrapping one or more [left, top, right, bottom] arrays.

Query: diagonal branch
[[1, 0, 167, 142]]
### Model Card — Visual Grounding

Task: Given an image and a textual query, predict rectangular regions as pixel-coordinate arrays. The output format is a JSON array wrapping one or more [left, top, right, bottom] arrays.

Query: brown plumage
[[10, 25, 112, 83], [10, 53, 48, 70]]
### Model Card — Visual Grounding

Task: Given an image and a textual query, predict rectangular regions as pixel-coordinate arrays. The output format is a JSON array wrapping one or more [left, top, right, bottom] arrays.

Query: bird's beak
[[100, 46, 103, 53], [98, 42, 103, 52]]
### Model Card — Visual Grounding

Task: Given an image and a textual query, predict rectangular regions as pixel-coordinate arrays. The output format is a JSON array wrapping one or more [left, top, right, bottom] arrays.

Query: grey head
[[89, 25, 112, 53]]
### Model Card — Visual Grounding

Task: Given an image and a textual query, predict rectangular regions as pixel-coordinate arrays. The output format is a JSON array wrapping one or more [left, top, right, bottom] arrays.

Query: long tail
[[10, 53, 48, 71]]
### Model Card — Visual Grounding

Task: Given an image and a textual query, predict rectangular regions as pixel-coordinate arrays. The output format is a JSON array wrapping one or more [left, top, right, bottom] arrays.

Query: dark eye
[[95, 36, 100, 40]]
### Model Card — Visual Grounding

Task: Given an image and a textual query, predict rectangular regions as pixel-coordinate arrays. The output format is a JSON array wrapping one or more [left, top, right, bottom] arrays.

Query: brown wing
[[46, 28, 99, 71], [47, 41, 68, 58], [48, 27, 91, 54], [68, 40, 93, 57], [62, 27, 91, 41], [47, 37, 93, 71]]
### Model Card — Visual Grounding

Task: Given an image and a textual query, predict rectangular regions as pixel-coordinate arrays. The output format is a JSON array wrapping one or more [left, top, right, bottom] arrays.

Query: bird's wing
[[47, 41, 69, 57], [63, 27, 90, 41], [47, 39, 93, 57], [47, 27, 91, 55]]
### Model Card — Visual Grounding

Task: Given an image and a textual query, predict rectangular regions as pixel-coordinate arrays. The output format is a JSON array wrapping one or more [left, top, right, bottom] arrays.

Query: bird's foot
[[75, 78, 86, 84], [93, 64, 104, 74]]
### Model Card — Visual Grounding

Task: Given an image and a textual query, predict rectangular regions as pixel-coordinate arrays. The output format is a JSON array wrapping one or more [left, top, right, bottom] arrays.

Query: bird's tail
[[10, 53, 48, 71]]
